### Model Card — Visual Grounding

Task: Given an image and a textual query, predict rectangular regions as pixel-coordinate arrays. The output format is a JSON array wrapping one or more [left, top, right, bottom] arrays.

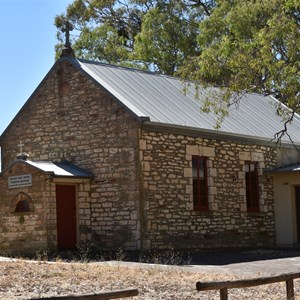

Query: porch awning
[[264, 163, 300, 174], [22, 160, 93, 179]]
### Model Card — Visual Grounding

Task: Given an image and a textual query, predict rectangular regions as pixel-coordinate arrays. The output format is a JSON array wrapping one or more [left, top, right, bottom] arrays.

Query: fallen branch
[[29, 288, 139, 300]]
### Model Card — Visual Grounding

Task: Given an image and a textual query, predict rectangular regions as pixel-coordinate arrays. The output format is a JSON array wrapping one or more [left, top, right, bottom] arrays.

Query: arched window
[[15, 199, 31, 212], [11, 192, 34, 213]]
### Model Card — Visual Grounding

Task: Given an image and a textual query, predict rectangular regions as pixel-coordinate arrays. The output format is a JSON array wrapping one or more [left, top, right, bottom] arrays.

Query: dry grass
[[0, 259, 300, 299]]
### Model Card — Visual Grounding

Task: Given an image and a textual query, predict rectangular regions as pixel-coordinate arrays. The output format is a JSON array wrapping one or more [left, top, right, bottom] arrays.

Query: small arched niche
[[11, 192, 34, 213]]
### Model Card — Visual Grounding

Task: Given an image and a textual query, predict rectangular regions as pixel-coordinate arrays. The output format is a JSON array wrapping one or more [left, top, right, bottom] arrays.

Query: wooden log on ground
[[196, 272, 300, 291], [29, 288, 139, 300]]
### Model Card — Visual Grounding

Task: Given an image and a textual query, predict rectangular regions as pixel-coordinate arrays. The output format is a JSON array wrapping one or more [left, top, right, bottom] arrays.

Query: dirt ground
[[1, 256, 300, 299]]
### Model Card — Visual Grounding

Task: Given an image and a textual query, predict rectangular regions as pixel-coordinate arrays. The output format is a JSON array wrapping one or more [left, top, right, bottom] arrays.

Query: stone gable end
[[0, 60, 142, 254]]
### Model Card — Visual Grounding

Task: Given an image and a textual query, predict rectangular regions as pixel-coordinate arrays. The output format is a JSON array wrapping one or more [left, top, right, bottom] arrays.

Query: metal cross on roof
[[62, 21, 74, 49]]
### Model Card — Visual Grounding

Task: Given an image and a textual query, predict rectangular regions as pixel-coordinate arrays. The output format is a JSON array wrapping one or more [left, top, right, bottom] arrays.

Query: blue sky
[[0, 0, 73, 134]]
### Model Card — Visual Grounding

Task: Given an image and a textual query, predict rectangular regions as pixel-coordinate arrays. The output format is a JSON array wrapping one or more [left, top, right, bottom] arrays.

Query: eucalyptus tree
[[55, 0, 214, 74], [180, 0, 300, 136]]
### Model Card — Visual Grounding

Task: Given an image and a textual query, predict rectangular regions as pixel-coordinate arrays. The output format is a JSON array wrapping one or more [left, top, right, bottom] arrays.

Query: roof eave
[[0, 159, 54, 176], [49, 174, 94, 179], [142, 121, 300, 148], [264, 163, 300, 174]]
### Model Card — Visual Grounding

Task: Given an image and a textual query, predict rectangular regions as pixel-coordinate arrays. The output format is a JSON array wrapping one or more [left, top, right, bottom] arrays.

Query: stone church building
[[0, 48, 300, 255]]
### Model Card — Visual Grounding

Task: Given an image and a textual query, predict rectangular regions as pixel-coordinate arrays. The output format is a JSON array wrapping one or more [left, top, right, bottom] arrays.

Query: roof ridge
[[76, 58, 180, 80]]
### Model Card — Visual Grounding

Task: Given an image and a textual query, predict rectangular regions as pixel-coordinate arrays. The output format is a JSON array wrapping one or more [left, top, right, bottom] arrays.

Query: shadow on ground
[[29, 247, 300, 266], [104, 247, 300, 266], [187, 248, 300, 265]]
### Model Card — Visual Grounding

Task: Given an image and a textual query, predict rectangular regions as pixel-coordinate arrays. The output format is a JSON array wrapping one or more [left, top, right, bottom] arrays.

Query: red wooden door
[[56, 185, 77, 249]]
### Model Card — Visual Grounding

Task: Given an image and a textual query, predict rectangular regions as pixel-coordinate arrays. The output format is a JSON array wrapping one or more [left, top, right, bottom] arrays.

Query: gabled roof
[[1, 56, 300, 146], [1, 159, 93, 179], [75, 58, 300, 145]]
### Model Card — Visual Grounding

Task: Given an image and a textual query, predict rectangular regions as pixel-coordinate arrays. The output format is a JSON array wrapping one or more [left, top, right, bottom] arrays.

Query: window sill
[[10, 211, 33, 215], [246, 211, 263, 217], [193, 209, 213, 216]]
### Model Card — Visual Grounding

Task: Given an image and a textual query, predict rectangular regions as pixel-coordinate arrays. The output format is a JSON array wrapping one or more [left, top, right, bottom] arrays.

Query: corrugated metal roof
[[25, 160, 93, 178], [77, 58, 300, 144]]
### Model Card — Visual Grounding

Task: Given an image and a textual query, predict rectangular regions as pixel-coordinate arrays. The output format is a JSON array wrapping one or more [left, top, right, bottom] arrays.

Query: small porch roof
[[26, 160, 93, 178], [1, 159, 93, 179], [265, 163, 300, 174]]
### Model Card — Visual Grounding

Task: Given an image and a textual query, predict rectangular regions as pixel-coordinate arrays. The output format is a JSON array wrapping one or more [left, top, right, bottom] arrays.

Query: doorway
[[295, 186, 300, 242], [56, 185, 77, 249]]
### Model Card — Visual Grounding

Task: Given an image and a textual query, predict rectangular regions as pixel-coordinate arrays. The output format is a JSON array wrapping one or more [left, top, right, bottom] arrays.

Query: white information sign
[[8, 174, 32, 189]]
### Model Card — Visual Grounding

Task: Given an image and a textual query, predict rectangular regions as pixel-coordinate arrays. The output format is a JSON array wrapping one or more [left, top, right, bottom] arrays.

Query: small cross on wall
[[18, 141, 24, 154], [16, 141, 29, 160]]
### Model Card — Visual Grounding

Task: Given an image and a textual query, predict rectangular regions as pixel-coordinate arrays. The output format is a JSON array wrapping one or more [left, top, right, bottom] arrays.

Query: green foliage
[[134, 2, 200, 74], [19, 215, 25, 224], [55, 0, 214, 73], [55, 0, 299, 136], [55, 0, 142, 64], [181, 0, 300, 126]]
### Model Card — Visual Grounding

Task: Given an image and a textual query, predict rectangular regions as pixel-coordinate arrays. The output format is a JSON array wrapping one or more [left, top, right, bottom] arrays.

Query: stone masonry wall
[[0, 57, 280, 253], [0, 163, 52, 255], [0, 60, 141, 252], [139, 129, 277, 250]]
